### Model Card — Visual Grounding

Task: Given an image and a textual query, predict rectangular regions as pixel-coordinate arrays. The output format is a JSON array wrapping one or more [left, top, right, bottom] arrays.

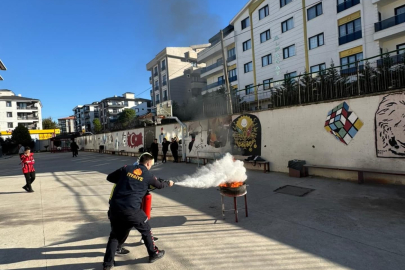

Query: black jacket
[[162, 141, 170, 152], [170, 141, 178, 152], [107, 164, 169, 211], [151, 142, 159, 154]]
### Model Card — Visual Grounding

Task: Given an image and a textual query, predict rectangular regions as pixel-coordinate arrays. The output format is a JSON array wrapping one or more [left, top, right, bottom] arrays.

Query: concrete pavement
[[0, 152, 405, 270]]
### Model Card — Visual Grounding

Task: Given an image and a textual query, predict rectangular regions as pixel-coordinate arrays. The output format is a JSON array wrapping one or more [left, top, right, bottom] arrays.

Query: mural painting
[[188, 121, 205, 153], [127, 131, 143, 148], [144, 126, 156, 152], [207, 116, 232, 148], [324, 102, 363, 145], [376, 93, 405, 157], [231, 114, 261, 156]]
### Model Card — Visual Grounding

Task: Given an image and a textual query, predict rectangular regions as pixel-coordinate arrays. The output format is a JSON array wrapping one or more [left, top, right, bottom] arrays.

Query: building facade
[[198, 0, 405, 109], [99, 92, 151, 130], [146, 45, 210, 110], [58, 116, 75, 134], [72, 103, 99, 133], [0, 89, 43, 131]]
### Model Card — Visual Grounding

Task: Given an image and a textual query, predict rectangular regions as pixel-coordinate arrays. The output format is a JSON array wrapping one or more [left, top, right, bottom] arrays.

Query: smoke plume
[[146, 0, 221, 45], [175, 153, 247, 188]]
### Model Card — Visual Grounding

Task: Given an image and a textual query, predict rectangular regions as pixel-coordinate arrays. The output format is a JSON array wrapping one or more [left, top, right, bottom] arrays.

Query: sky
[[0, 0, 248, 120]]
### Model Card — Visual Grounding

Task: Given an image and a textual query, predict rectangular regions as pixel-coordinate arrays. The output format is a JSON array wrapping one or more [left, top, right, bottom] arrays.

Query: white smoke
[[175, 153, 247, 188]]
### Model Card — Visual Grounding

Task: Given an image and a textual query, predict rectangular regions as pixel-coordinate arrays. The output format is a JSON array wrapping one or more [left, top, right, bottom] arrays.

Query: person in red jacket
[[21, 147, 36, 192]]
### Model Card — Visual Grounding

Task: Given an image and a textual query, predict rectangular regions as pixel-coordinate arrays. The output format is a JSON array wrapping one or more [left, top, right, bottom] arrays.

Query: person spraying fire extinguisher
[[102, 152, 174, 270]]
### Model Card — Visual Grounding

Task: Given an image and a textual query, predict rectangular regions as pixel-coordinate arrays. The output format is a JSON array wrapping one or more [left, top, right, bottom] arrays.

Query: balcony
[[154, 85, 159, 90], [108, 103, 124, 108], [154, 71, 158, 77], [375, 13, 405, 32], [229, 75, 238, 83], [17, 105, 38, 110], [109, 111, 120, 115], [201, 60, 223, 76], [149, 77, 152, 84], [17, 116, 39, 121], [339, 30, 362, 45], [163, 96, 168, 101], [227, 54, 236, 62], [162, 65, 166, 71], [204, 80, 225, 91], [337, 0, 360, 13], [163, 81, 167, 86], [377, 54, 405, 67]]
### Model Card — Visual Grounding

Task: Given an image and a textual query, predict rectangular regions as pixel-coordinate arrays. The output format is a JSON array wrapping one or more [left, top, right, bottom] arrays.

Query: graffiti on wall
[[376, 93, 405, 157], [324, 102, 363, 145], [231, 114, 261, 156], [127, 132, 143, 148], [207, 116, 232, 148]]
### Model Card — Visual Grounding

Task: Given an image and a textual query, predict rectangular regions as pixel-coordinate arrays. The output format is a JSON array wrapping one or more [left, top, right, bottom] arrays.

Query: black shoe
[[149, 249, 165, 263], [103, 266, 112, 270], [115, 247, 130, 255], [28, 189, 34, 192], [22, 186, 29, 192]]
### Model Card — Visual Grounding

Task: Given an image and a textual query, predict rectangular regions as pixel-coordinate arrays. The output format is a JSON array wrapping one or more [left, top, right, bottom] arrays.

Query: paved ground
[[1, 152, 405, 270]]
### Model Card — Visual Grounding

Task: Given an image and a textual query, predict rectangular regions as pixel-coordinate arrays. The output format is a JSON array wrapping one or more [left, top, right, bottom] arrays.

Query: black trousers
[[172, 150, 178, 162], [162, 151, 168, 163], [152, 152, 158, 163], [103, 209, 156, 267], [24, 172, 36, 191], [72, 150, 78, 157]]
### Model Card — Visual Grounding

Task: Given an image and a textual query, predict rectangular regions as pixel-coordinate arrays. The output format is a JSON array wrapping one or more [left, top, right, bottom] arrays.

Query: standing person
[[18, 144, 25, 155], [21, 147, 35, 192], [170, 138, 179, 163], [71, 140, 79, 157], [161, 138, 170, 163], [102, 153, 174, 269], [150, 139, 159, 163]]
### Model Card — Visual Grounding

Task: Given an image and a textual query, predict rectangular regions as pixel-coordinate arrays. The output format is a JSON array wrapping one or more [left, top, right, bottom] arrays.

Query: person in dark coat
[[150, 139, 159, 163], [161, 138, 170, 163], [170, 138, 179, 163], [102, 153, 174, 269], [71, 140, 79, 157]]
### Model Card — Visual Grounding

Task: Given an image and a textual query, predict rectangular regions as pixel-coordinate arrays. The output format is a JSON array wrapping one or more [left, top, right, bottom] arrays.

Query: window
[[339, 18, 362, 45], [244, 62, 253, 73], [263, 79, 273, 90], [309, 33, 324, 49], [243, 39, 252, 51], [228, 47, 236, 58], [283, 45, 296, 59], [161, 59, 166, 70], [284, 71, 297, 80], [280, 0, 292, 8], [397, 44, 405, 54], [7, 122, 13, 128], [162, 75, 167, 85], [310, 63, 326, 74], [155, 80, 159, 88], [245, 84, 254, 95], [154, 66, 158, 76], [340, 52, 363, 70], [228, 68, 237, 78], [6, 101, 11, 107], [260, 29, 271, 43], [307, 3, 322, 21], [395, 5, 405, 16], [156, 94, 160, 104], [218, 76, 224, 83], [7, 112, 12, 117], [282, 18, 294, 33], [262, 54, 272, 67], [163, 90, 168, 100], [190, 61, 197, 67], [241, 17, 250, 29], [337, 0, 361, 13], [259, 5, 269, 20]]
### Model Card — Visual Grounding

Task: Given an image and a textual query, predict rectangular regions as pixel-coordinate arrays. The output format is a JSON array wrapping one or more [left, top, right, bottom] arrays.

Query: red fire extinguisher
[[141, 191, 152, 220]]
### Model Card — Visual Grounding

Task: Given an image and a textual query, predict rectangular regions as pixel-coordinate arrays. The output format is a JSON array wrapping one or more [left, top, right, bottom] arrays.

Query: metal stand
[[220, 191, 248, 222]]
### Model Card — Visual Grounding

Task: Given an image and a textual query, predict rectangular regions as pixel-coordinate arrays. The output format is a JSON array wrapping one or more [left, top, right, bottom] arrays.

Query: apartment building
[[209, 0, 405, 109], [99, 92, 151, 130], [197, 25, 239, 96], [58, 116, 75, 134], [146, 45, 210, 109], [0, 59, 6, 81], [0, 89, 43, 131], [72, 103, 99, 133]]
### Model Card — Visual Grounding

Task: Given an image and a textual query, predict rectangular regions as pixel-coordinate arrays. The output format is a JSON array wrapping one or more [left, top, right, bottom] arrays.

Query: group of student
[[150, 137, 179, 163]]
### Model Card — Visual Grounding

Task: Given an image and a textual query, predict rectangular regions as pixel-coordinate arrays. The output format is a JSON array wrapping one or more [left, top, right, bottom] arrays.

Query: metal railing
[[201, 59, 223, 74], [199, 49, 405, 118], [375, 13, 405, 32], [17, 116, 39, 120], [227, 54, 236, 62], [337, 0, 360, 13], [203, 76, 238, 91], [339, 30, 362, 45], [17, 106, 38, 110]]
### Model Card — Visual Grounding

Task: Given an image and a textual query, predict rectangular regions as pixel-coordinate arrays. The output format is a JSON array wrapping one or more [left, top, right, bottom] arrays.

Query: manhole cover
[[274, 185, 314, 197]]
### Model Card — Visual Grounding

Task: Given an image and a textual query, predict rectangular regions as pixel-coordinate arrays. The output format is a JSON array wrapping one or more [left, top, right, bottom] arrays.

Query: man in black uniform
[[170, 138, 179, 163], [161, 138, 170, 163], [102, 153, 174, 270]]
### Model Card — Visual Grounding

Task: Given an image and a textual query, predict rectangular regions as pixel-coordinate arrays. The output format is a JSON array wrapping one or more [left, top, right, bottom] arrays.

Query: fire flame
[[219, 182, 245, 188]]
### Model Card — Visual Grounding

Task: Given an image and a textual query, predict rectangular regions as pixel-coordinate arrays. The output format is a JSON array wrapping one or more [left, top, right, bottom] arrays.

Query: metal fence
[[202, 50, 405, 117]]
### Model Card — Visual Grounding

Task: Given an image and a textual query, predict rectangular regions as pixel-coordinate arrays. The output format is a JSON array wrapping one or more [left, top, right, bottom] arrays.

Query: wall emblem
[[231, 114, 261, 156]]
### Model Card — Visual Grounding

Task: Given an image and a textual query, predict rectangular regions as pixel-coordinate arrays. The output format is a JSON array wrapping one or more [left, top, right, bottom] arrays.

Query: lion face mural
[[376, 93, 405, 157]]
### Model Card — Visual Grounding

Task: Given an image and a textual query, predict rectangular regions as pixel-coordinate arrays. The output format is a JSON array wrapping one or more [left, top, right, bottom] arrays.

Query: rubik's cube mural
[[324, 102, 363, 145]]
